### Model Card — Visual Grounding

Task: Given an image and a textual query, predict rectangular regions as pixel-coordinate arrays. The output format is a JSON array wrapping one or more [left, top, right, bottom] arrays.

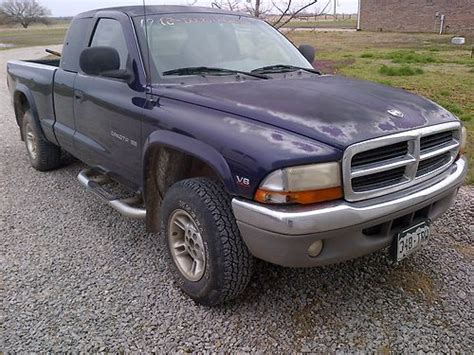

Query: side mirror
[[79, 46, 133, 83], [298, 44, 316, 64]]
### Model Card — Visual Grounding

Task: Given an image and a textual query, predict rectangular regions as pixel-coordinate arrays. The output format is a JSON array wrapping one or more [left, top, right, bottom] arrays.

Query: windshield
[[133, 13, 312, 81]]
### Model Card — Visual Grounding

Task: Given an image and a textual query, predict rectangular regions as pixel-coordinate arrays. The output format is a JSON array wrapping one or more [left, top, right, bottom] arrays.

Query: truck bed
[[7, 59, 60, 144], [24, 58, 61, 67]]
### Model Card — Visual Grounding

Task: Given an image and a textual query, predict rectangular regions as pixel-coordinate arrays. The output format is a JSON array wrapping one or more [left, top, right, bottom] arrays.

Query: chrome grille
[[352, 166, 406, 192], [416, 152, 451, 177], [342, 122, 461, 201], [420, 131, 453, 151], [352, 141, 408, 167]]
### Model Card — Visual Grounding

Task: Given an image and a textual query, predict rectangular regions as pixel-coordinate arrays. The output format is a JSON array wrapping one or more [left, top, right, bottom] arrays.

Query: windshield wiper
[[251, 64, 321, 75], [162, 66, 269, 79]]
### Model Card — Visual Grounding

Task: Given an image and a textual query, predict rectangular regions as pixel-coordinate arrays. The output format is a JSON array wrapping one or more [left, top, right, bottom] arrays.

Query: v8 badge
[[236, 175, 250, 187]]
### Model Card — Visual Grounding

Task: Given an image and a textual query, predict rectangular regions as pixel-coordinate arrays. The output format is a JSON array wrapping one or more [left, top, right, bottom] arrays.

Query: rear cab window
[[61, 18, 93, 72]]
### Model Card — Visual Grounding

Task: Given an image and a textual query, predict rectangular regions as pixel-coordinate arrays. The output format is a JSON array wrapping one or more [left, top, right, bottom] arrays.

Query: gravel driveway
[[1, 46, 473, 352]]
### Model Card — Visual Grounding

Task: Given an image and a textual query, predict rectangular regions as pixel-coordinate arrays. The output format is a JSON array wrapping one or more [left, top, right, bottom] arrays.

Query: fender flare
[[13, 84, 59, 145], [13, 84, 40, 126], [142, 130, 237, 195], [12, 85, 44, 141]]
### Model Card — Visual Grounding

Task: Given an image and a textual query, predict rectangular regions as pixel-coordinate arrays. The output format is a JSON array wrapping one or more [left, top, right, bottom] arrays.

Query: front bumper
[[232, 157, 467, 267]]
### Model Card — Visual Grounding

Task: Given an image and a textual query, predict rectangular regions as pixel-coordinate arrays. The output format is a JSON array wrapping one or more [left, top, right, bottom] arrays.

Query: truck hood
[[158, 75, 458, 149]]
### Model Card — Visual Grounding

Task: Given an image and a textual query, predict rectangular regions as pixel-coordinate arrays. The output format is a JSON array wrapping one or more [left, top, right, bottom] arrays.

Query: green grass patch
[[437, 101, 464, 116], [379, 65, 424, 76], [360, 53, 374, 58], [459, 113, 472, 122], [375, 79, 394, 86], [0, 24, 67, 49], [386, 50, 438, 64]]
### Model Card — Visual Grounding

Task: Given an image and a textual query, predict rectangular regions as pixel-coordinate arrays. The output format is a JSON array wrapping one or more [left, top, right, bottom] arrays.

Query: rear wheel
[[23, 110, 61, 171], [161, 178, 254, 305]]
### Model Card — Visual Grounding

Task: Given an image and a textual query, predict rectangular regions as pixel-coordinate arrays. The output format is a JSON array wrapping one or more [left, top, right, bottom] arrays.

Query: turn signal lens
[[255, 186, 343, 205], [255, 162, 343, 205]]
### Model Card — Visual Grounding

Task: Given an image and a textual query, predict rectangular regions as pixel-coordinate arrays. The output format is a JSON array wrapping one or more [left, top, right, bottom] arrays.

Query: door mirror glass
[[79, 46, 134, 83], [80, 46, 120, 75]]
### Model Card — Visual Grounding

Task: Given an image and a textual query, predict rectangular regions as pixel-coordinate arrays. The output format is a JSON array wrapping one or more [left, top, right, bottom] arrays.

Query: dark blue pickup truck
[[7, 6, 468, 305]]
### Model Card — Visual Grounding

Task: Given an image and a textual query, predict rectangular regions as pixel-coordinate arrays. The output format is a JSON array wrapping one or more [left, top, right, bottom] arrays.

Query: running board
[[78, 168, 146, 219]]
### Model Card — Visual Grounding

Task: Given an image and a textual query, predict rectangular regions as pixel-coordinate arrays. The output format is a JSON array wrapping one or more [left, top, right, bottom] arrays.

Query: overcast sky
[[41, 0, 359, 17]]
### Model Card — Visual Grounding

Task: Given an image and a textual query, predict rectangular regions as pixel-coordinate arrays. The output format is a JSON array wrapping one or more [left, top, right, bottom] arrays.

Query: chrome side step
[[78, 168, 146, 219]]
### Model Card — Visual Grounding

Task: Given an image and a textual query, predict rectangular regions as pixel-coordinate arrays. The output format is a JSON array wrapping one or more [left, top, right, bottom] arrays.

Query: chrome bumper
[[232, 157, 467, 267]]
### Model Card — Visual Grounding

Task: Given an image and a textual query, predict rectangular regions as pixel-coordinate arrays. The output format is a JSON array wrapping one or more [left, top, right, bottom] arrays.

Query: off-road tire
[[161, 178, 254, 305], [23, 110, 61, 171]]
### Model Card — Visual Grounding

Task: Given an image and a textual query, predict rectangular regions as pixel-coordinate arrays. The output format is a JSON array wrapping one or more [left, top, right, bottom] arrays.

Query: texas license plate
[[395, 221, 430, 262]]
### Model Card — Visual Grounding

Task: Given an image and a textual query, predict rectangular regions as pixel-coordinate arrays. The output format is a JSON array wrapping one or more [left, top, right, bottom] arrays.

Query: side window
[[90, 18, 129, 70]]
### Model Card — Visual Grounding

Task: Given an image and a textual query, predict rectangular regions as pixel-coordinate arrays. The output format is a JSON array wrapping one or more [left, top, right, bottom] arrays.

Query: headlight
[[254, 162, 343, 205], [460, 126, 467, 155]]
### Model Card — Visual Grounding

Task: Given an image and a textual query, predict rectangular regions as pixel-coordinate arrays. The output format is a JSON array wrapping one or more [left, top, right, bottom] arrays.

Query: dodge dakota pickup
[[7, 6, 467, 305]]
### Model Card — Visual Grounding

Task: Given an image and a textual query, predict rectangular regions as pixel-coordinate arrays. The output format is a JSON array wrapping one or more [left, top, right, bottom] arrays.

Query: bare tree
[[212, 0, 242, 12], [244, 0, 273, 18], [0, 0, 51, 28], [211, 0, 332, 29], [0, 11, 9, 25], [271, 0, 332, 28], [212, 0, 270, 18]]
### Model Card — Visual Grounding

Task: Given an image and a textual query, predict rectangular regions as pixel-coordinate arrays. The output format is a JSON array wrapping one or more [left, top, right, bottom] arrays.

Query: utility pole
[[357, 0, 361, 30], [334, 0, 337, 18]]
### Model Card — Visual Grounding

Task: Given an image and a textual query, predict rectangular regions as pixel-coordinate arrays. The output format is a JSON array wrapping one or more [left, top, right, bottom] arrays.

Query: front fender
[[142, 130, 237, 194]]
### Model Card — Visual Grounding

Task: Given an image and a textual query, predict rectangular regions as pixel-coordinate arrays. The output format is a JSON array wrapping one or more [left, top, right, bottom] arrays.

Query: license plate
[[395, 221, 430, 262]]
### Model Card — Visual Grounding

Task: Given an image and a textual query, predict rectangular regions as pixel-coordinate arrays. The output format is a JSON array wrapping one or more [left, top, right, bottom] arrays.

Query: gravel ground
[[1, 46, 473, 352]]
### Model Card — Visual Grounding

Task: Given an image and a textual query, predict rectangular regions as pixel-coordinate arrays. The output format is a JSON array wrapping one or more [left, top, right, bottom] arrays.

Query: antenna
[[142, 0, 152, 88]]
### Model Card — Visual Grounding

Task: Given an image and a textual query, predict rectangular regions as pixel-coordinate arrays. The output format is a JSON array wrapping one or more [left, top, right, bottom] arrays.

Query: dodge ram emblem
[[388, 109, 404, 118]]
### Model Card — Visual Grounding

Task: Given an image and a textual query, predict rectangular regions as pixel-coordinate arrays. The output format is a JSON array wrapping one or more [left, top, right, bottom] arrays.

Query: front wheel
[[161, 178, 254, 305]]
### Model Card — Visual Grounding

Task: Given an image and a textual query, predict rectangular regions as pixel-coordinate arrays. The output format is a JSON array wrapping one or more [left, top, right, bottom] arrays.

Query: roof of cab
[[75, 5, 250, 18]]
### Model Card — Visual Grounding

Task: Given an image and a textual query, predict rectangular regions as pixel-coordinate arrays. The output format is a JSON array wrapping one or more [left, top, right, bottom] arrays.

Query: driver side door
[[73, 15, 146, 188]]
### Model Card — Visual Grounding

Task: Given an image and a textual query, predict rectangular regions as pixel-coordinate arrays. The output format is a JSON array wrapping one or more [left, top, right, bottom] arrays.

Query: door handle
[[74, 90, 84, 102]]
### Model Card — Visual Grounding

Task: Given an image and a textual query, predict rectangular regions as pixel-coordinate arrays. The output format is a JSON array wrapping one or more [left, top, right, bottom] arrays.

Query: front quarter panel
[[142, 96, 341, 199]]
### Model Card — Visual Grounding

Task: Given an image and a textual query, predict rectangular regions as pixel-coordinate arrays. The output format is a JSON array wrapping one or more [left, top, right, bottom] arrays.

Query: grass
[[379, 64, 424, 76], [0, 23, 67, 49], [385, 50, 438, 64], [287, 30, 474, 183]]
